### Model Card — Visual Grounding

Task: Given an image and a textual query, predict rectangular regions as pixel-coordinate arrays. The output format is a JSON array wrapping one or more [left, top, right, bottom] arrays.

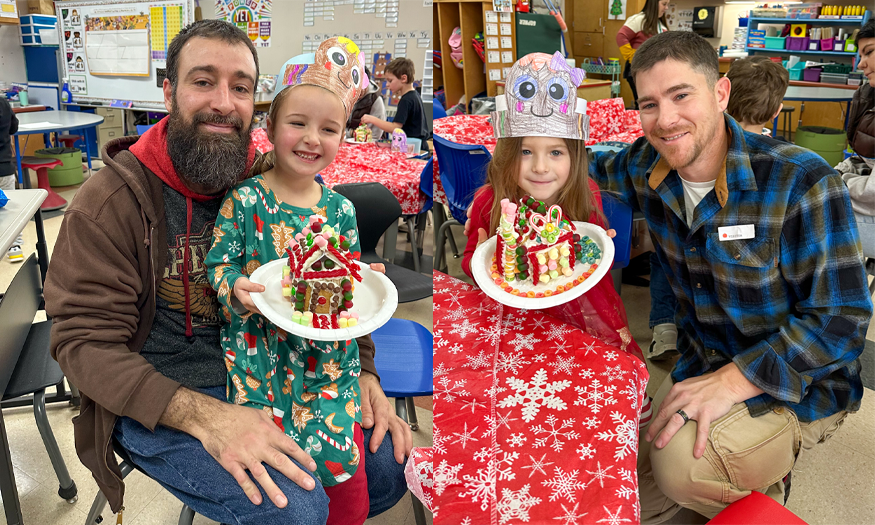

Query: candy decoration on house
[[282, 214, 362, 329], [491, 52, 590, 140], [391, 128, 408, 152], [276, 36, 369, 115], [492, 195, 603, 297]]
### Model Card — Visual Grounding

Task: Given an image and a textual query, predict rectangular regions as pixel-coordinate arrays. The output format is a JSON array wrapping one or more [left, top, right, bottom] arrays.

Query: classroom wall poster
[[608, 0, 627, 20], [150, 4, 184, 60], [69, 75, 87, 95], [84, 15, 151, 76], [216, 0, 272, 48]]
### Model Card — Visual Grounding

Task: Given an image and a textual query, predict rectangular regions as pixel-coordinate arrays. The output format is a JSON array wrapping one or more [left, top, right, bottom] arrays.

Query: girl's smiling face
[[517, 136, 571, 206], [268, 85, 346, 179]]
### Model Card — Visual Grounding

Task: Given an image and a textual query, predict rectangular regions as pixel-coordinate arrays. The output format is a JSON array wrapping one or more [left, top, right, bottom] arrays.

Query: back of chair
[[602, 193, 633, 270], [333, 182, 403, 256], [135, 124, 154, 135], [0, 254, 42, 396], [433, 135, 492, 224], [419, 157, 434, 215], [433, 98, 448, 120]]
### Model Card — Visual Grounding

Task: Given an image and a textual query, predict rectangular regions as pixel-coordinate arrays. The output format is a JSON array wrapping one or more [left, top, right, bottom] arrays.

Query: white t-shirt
[[679, 177, 716, 227]]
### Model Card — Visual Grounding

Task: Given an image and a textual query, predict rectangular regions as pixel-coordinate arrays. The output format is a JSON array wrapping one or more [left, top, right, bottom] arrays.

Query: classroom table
[[13, 111, 105, 187], [429, 271, 649, 524], [772, 83, 857, 134], [250, 129, 428, 215], [0, 189, 47, 525], [0, 189, 50, 285]]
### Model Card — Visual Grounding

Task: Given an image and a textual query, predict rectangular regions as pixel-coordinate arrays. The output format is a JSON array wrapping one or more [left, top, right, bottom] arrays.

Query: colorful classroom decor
[[150, 4, 184, 60], [215, 0, 272, 47]]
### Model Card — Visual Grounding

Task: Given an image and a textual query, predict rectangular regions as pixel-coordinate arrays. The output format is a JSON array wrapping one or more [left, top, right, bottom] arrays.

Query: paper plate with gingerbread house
[[250, 215, 398, 340], [470, 196, 614, 309]]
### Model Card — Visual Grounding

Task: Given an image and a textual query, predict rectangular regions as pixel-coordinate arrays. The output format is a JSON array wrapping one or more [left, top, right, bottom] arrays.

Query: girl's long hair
[[641, 0, 668, 38], [248, 86, 296, 177], [480, 137, 606, 234]]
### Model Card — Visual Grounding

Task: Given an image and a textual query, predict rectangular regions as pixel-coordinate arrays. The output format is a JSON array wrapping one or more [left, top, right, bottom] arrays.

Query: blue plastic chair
[[433, 98, 447, 120], [602, 193, 633, 295], [135, 124, 154, 135], [371, 317, 432, 525], [432, 134, 492, 270]]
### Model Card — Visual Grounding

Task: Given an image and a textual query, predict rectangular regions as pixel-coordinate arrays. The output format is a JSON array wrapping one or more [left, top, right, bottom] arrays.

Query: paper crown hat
[[491, 52, 590, 140], [275, 36, 369, 115]]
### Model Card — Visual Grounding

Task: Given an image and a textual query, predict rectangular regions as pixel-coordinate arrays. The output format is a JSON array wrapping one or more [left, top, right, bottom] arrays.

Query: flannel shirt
[[589, 114, 872, 422]]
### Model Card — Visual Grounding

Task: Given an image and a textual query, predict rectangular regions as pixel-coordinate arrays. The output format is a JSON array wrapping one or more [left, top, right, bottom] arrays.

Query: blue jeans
[[649, 251, 678, 328], [114, 386, 408, 525]]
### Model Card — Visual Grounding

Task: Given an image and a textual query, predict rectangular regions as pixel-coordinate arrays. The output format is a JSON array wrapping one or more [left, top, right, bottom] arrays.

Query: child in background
[[347, 66, 387, 140], [361, 58, 427, 143], [725, 56, 790, 139], [464, 52, 651, 423], [0, 96, 21, 262], [205, 37, 373, 525]]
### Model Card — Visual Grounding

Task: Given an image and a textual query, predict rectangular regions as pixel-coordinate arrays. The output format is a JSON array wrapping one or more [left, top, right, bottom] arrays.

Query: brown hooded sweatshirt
[[44, 132, 379, 513]]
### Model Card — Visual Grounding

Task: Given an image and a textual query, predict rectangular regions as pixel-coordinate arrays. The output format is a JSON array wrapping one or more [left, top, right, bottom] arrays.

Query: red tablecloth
[[250, 129, 428, 215], [425, 271, 649, 524]]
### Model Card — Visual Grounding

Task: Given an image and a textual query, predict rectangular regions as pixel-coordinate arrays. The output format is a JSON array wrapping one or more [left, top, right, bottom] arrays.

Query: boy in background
[[0, 95, 21, 262], [725, 56, 790, 139], [361, 58, 427, 143]]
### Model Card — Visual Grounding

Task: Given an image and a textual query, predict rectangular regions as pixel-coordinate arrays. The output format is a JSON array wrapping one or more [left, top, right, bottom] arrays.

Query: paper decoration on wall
[[216, 0, 272, 48], [72, 31, 83, 48], [150, 4, 184, 60], [373, 53, 391, 77], [84, 15, 150, 77], [608, 0, 627, 20], [61, 8, 82, 26], [491, 52, 590, 140], [349, 0, 400, 28], [69, 75, 87, 95], [493, 0, 513, 13]]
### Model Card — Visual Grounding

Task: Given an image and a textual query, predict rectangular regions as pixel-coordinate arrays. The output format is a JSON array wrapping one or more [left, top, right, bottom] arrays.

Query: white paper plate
[[345, 138, 369, 144], [250, 259, 398, 341], [471, 222, 614, 310]]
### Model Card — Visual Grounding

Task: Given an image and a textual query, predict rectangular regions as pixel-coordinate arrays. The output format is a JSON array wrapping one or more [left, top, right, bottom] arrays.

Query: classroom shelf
[[748, 17, 868, 24], [745, 47, 859, 56]]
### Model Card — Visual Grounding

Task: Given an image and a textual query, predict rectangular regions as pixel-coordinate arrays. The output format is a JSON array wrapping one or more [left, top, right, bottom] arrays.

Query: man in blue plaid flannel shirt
[[588, 31, 872, 521]]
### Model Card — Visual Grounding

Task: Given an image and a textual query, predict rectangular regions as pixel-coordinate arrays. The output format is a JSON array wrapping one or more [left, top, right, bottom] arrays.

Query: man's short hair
[[166, 19, 259, 89], [630, 31, 719, 88], [385, 58, 415, 84], [725, 56, 789, 126], [859, 19, 875, 41]]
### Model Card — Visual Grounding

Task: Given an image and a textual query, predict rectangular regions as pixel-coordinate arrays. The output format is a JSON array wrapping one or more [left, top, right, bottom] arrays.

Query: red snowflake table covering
[[406, 447, 435, 511], [431, 271, 649, 525], [250, 128, 428, 215]]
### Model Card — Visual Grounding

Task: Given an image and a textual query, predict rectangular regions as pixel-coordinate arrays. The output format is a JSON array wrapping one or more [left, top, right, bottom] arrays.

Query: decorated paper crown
[[275, 36, 369, 115], [491, 52, 590, 140]]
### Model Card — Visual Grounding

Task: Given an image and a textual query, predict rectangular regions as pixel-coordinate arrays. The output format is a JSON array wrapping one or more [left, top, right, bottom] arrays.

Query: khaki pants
[[638, 374, 849, 523]]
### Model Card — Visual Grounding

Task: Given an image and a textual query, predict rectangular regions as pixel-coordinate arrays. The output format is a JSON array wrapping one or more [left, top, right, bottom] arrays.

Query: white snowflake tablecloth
[[432, 271, 649, 525], [250, 129, 428, 215], [405, 447, 435, 511]]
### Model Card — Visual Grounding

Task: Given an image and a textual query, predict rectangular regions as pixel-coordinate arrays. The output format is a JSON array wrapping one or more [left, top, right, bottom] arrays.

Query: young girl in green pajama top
[[205, 37, 375, 495]]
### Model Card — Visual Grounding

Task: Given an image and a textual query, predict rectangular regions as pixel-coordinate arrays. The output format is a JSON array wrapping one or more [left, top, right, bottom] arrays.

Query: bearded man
[[44, 20, 411, 525]]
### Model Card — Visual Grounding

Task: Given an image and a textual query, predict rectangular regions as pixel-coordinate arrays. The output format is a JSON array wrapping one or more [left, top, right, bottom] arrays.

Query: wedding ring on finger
[[676, 409, 691, 424]]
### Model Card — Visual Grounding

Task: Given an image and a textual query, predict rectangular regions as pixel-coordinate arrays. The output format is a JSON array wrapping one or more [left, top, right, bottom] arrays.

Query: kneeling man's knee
[[649, 428, 722, 507]]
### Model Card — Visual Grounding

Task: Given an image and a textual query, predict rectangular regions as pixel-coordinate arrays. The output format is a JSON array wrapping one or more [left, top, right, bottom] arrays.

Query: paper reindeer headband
[[275, 36, 369, 115], [491, 52, 590, 140]]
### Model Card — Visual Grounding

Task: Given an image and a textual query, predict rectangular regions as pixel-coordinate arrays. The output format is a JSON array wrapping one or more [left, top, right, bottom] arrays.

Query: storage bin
[[820, 73, 849, 84], [823, 64, 852, 74], [765, 36, 787, 50], [803, 67, 822, 82], [787, 37, 810, 50], [820, 38, 834, 51], [807, 39, 820, 51]]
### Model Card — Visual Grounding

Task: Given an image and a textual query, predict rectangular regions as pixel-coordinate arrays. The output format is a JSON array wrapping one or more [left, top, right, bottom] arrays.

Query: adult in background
[[617, 0, 669, 106], [590, 31, 871, 521], [44, 20, 411, 525], [348, 66, 387, 140], [839, 20, 875, 257]]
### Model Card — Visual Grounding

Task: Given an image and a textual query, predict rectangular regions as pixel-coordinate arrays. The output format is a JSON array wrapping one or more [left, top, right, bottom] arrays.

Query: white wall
[[0, 0, 29, 83]]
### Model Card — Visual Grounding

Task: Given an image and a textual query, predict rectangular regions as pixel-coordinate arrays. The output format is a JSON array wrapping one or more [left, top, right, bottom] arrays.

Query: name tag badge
[[718, 224, 755, 241]]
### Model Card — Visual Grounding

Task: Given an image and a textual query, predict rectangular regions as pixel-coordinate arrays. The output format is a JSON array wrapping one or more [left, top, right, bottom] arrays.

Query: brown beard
[[166, 96, 252, 193]]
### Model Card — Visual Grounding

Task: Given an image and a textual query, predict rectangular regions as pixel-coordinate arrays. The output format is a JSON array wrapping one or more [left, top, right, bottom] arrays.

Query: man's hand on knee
[[159, 388, 319, 507], [645, 364, 764, 459], [359, 371, 413, 463]]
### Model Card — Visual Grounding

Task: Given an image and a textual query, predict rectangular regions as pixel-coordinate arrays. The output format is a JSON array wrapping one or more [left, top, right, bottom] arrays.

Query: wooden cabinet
[[435, 0, 517, 105], [573, 31, 605, 57]]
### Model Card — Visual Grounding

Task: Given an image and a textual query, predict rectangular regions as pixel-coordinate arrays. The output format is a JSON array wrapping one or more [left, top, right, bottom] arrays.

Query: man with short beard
[[44, 20, 411, 524], [588, 31, 871, 521]]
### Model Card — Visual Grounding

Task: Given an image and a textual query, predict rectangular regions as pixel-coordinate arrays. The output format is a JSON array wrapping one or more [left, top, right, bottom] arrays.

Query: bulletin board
[[204, 1, 433, 101], [55, 0, 195, 108]]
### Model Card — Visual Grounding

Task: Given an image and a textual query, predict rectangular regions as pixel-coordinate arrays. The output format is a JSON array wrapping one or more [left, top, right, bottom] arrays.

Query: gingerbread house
[[283, 215, 362, 329]]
